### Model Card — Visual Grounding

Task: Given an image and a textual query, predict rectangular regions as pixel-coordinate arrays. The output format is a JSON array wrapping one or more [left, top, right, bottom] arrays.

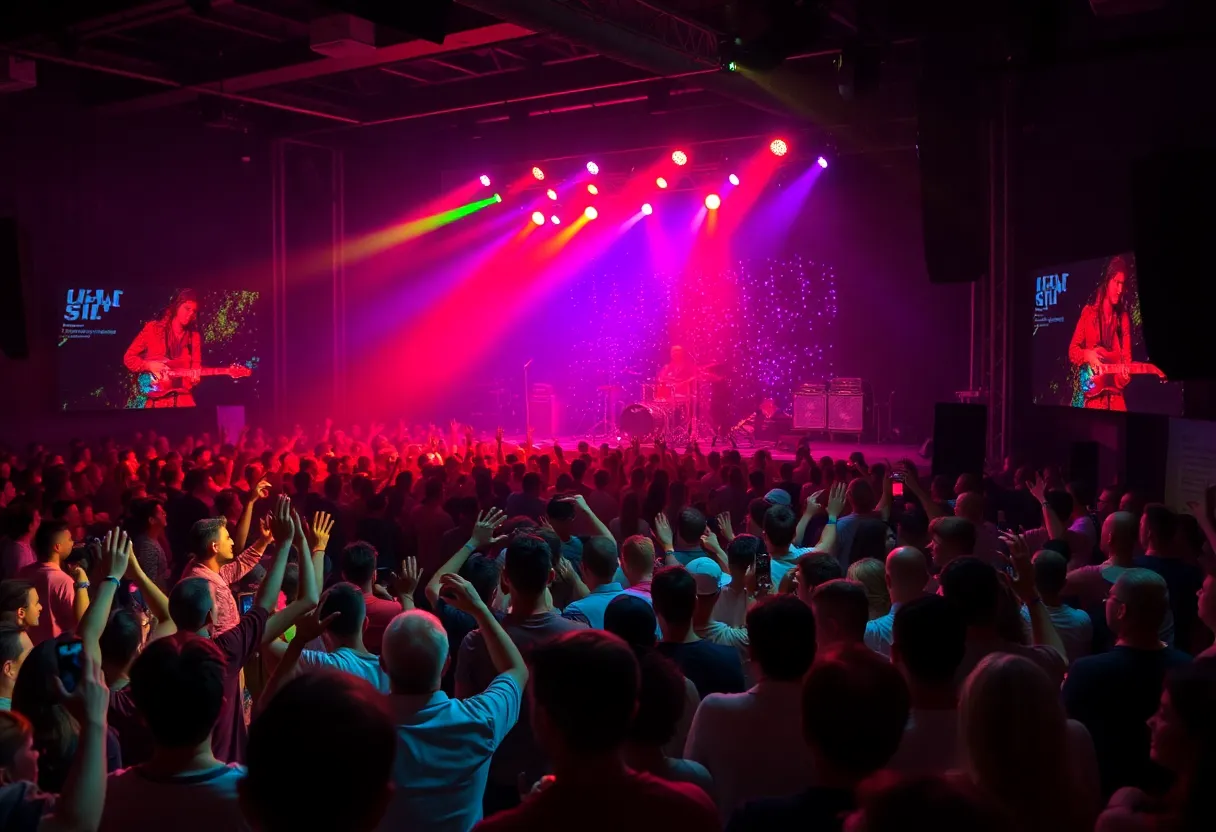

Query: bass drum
[[620, 401, 670, 440]]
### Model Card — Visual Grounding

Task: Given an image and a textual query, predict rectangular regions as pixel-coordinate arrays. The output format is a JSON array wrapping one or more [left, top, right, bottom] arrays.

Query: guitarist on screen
[[1067, 255, 1164, 411], [122, 289, 251, 408]]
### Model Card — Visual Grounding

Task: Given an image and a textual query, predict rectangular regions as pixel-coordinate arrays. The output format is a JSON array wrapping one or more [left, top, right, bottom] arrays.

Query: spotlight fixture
[[493, 193, 502, 203], [671, 150, 688, 166], [726, 60, 738, 72], [769, 139, 789, 157], [587, 184, 598, 195], [531, 211, 545, 226], [586, 161, 599, 175], [705, 193, 721, 210], [641, 203, 653, 215], [479, 174, 491, 187], [584, 206, 598, 220], [546, 189, 558, 200], [817, 156, 829, 169], [728, 174, 740, 186], [532, 166, 545, 181], [550, 215, 561, 225], [656, 177, 668, 189]]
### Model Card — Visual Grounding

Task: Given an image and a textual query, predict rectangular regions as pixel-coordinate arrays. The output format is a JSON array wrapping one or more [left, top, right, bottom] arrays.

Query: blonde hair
[[959, 654, 1093, 832], [847, 558, 891, 619]]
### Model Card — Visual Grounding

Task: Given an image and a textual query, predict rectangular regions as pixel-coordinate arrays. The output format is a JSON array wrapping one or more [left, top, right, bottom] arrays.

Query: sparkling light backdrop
[[555, 253, 837, 431]]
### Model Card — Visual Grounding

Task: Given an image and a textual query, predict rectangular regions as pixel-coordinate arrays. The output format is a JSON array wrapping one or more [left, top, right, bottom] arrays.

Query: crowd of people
[[0, 420, 1214, 832]]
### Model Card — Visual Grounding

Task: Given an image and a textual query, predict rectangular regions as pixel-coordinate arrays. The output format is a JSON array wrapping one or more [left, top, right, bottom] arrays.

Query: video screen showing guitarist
[[1066, 256, 1165, 411], [122, 289, 250, 409]]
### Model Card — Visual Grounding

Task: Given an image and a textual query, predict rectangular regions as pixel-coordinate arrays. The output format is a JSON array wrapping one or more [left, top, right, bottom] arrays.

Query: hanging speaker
[[0, 218, 28, 360], [932, 402, 986, 480]]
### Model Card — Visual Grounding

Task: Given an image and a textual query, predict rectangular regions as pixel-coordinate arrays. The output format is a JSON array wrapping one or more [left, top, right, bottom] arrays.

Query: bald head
[[953, 491, 984, 524], [1102, 511, 1138, 558], [885, 547, 929, 603], [1109, 568, 1170, 640], [381, 610, 449, 695]]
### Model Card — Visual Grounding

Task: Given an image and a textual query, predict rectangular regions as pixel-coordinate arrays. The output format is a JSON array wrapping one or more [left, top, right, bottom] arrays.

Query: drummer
[[658, 345, 696, 398]]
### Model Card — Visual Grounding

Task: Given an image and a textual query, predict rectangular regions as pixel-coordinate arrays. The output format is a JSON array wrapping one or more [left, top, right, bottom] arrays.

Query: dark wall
[[0, 113, 272, 445]]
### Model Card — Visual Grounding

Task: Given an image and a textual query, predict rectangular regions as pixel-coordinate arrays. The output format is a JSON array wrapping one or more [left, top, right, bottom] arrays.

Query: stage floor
[[505, 435, 927, 465]]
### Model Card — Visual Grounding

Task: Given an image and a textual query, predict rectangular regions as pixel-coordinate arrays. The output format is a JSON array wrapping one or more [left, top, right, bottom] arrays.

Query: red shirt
[[1069, 304, 1132, 366], [474, 768, 718, 832], [362, 592, 402, 654]]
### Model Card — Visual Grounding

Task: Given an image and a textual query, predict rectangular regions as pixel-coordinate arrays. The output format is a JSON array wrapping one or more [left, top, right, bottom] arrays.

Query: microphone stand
[[523, 359, 533, 440]]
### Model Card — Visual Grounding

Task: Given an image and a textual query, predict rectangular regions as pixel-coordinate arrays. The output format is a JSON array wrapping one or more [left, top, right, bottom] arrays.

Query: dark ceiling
[[1, 1, 1212, 165]]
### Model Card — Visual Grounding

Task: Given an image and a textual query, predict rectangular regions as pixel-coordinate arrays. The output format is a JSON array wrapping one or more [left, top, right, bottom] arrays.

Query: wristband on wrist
[[827, 515, 838, 525], [74, 580, 91, 591], [103, 576, 122, 587]]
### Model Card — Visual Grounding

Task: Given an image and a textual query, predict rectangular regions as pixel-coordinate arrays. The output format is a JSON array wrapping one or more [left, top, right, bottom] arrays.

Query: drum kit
[[592, 364, 727, 444]]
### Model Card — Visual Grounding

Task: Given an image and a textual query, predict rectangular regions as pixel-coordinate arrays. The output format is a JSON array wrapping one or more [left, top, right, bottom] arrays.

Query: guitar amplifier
[[793, 385, 828, 430], [828, 378, 866, 434], [528, 384, 558, 438]]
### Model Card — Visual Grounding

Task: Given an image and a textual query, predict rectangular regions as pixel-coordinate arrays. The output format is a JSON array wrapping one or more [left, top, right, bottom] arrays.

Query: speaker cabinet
[[0, 218, 27, 360], [932, 402, 987, 481], [793, 393, 828, 430]]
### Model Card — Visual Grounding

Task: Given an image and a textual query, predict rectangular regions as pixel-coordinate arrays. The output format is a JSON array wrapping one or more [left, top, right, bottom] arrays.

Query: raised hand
[[269, 495, 294, 543], [701, 527, 722, 552], [392, 557, 421, 598], [56, 651, 108, 724], [102, 528, 132, 581], [716, 512, 735, 544], [554, 556, 577, 583], [998, 531, 1038, 602], [1028, 474, 1048, 503], [654, 513, 674, 549], [496, 427, 504, 445], [257, 514, 274, 546], [827, 481, 847, 517], [312, 511, 334, 551], [559, 493, 590, 514], [294, 605, 340, 645], [470, 508, 507, 547], [439, 573, 486, 615]]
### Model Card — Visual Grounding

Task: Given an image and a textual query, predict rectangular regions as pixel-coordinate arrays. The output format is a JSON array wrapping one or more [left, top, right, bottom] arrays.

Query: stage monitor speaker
[[0, 218, 28, 360], [793, 393, 828, 430], [828, 394, 864, 434], [918, 70, 990, 285], [1132, 148, 1216, 380], [932, 402, 986, 481]]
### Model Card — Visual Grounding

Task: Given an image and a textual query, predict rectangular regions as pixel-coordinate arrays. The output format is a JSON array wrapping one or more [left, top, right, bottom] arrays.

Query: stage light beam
[[656, 177, 668, 189], [531, 211, 545, 226], [705, 193, 721, 210], [728, 174, 740, 186], [770, 139, 789, 157], [584, 206, 598, 220], [587, 184, 598, 195], [817, 156, 829, 169], [546, 189, 557, 200], [532, 166, 545, 180], [641, 203, 653, 215], [586, 161, 599, 175], [672, 150, 688, 166]]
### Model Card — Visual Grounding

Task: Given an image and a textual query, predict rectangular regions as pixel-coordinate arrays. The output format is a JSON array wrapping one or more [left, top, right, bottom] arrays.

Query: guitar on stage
[[131, 360, 252, 408]]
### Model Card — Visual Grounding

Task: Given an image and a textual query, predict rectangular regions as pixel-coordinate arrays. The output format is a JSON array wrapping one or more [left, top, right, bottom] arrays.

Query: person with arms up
[[456, 534, 587, 816], [379, 573, 528, 832], [176, 512, 274, 637], [561, 536, 624, 628], [473, 630, 719, 832]]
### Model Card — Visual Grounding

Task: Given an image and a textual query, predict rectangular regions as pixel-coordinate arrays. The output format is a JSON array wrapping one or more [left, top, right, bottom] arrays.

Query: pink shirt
[[17, 562, 77, 646], [178, 544, 266, 635], [0, 539, 35, 580]]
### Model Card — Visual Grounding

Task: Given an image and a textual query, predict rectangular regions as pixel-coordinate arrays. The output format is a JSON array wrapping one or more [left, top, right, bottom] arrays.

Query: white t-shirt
[[99, 764, 248, 832], [299, 646, 392, 694], [712, 584, 751, 629], [685, 681, 815, 824], [1020, 603, 1094, 664]]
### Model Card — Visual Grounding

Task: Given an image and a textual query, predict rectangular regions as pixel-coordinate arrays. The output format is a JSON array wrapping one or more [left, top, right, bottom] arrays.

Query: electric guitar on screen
[[1073, 348, 1166, 407], [134, 359, 252, 400]]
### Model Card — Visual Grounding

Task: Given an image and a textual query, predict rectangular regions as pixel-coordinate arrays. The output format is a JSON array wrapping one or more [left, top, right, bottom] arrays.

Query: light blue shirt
[[864, 602, 902, 659], [770, 547, 811, 590], [562, 582, 624, 629], [378, 674, 522, 832]]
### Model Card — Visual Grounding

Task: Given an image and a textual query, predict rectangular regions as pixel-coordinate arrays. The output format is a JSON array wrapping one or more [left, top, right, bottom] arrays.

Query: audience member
[[562, 535, 623, 628], [864, 547, 928, 659], [473, 630, 719, 832], [0, 504, 39, 580], [177, 516, 271, 636], [619, 534, 657, 600], [0, 624, 32, 712], [726, 646, 910, 831], [686, 595, 817, 822], [653, 566, 746, 698], [713, 534, 760, 628], [0, 580, 40, 630], [17, 520, 86, 647], [622, 649, 713, 795], [847, 557, 891, 620], [847, 771, 1014, 832], [1029, 548, 1093, 664], [811, 579, 870, 651], [341, 541, 405, 654], [1064, 568, 1192, 797], [960, 653, 1100, 832], [1135, 505, 1205, 654]]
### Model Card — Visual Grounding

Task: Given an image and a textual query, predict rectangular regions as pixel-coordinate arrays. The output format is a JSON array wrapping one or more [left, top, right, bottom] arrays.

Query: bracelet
[[103, 576, 121, 587], [74, 581, 91, 591], [827, 515, 838, 525]]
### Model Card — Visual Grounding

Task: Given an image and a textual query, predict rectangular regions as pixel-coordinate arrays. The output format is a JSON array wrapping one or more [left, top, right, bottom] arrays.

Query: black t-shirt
[[726, 786, 855, 832], [433, 598, 503, 694], [657, 639, 746, 698], [1063, 645, 1192, 797], [1134, 555, 1205, 653]]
